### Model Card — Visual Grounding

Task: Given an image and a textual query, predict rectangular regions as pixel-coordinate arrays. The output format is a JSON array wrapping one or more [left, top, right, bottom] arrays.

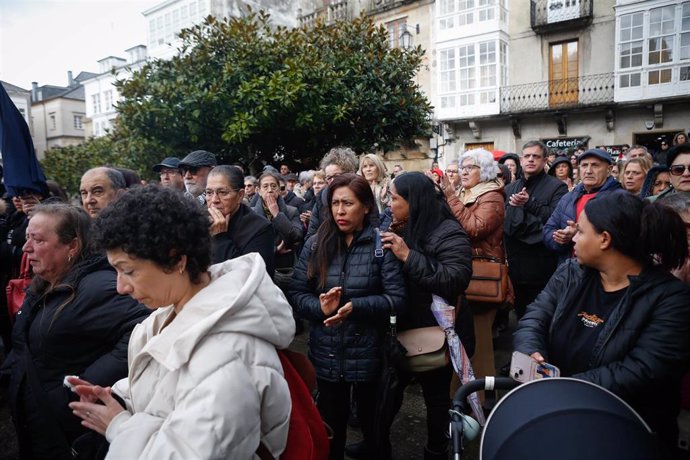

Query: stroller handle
[[451, 377, 520, 414]]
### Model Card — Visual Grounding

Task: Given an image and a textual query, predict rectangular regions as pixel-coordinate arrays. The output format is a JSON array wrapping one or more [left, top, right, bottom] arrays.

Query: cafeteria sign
[[542, 137, 590, 153]]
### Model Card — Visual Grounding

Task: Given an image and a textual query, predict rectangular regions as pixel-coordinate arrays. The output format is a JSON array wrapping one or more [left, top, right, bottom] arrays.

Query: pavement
[[0, 314, 516, 460]]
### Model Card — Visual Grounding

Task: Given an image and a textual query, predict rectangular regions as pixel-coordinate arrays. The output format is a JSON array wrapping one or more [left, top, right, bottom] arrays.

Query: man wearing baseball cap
[[152, 156, 184, 191], [178, 150, 217, 205], [542, 148, 627, 264]]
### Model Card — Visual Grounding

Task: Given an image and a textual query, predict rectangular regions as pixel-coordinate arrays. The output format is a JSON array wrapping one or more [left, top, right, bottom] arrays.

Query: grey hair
[[84, 167, 126, 190], [299, 170, 314, 184], [258, 171, 282, 186], [244, 175, 257, 185], [319, 146, 359, 173], [460, 149, 499, 182], [659, 191, 690, 214]]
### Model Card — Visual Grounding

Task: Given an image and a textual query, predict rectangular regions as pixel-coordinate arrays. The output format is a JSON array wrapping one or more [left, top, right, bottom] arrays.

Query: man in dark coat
[[505, 141, 568, 318]]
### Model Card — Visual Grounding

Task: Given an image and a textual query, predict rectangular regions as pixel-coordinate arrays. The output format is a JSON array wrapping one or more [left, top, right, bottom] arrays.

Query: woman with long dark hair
[[289, 174, 406, 460], [514, 192, 690, 456], [380, 172, 474, 460]]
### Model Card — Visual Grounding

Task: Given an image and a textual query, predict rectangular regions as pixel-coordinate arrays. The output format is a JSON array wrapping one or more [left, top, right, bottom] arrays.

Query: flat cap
[[152, 156, 181, 172], [179, 150, 217, 168]]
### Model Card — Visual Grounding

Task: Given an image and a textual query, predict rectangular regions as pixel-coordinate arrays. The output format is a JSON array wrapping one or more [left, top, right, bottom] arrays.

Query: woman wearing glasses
[[206, 165, 275, 275], [444, 149, 511, 406], [653, 144, 690, 202], [250, 171, 304, 283]]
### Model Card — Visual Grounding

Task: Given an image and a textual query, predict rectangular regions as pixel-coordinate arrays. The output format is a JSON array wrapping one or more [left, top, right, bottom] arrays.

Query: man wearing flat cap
[[179, 150, 217, 205], [152, 157, 184, 191], [542, 148, 627, 265]]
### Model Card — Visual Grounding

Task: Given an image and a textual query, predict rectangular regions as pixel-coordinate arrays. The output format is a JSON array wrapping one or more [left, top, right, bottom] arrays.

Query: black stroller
[[450, 377, 660, 460]]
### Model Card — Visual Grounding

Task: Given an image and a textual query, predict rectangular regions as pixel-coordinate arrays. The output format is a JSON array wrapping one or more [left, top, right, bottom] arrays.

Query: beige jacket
[[105, 254, 296, 459]]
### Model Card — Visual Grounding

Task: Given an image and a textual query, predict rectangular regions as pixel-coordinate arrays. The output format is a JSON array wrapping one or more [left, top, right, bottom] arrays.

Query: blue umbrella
[[0, 84, 47, 196]]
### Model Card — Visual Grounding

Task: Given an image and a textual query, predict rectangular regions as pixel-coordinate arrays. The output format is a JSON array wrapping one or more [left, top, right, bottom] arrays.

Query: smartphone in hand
[[510, 351, 560, 383]]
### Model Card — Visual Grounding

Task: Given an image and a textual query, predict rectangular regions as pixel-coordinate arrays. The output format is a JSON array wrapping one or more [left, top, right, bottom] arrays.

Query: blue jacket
[[542, 176, 626, 264], [514, 259, 690, 444], [288, 224, 406, 382]]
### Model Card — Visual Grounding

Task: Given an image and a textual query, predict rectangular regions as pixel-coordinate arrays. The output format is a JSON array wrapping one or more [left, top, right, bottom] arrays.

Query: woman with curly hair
[[289, 174, 406, 460], [444, 149, 511, 406], [68, 186, 295, 459]]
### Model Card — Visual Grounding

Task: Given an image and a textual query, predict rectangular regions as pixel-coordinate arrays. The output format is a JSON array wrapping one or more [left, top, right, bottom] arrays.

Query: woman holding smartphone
[[514, 192, 690, 456]]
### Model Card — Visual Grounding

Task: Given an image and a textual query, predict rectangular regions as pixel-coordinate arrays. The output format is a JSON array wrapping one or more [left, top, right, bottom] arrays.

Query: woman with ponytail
[[514, 192, 690, 455]]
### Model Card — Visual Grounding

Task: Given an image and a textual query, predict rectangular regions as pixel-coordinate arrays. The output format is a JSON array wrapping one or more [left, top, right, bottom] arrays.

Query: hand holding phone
[[510, 351, 560, 383]]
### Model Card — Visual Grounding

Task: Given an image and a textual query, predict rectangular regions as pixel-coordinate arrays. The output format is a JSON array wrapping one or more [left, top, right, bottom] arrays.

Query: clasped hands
[[320, 287, 352, 328]]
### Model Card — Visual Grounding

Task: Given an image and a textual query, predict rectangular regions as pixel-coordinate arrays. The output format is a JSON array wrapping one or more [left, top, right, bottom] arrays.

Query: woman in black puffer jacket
[[289, 174, 406, 460], [380, 172, 474, 460]]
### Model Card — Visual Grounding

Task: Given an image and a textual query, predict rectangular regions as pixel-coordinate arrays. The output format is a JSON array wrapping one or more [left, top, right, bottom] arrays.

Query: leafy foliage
[[41, 11, 432, 191], [116, 11, 432, 168]]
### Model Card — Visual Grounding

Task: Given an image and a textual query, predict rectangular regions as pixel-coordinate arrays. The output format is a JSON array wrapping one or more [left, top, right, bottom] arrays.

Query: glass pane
[[650, 52, 660, 65], [621, 29, 631, 42], [632, 53, 643, 67], [631, 73, 641, 86], [621, 14, 631, 29], [620, 74, 629, 88], [660, 68, 672, 83], [621, 55, 631, 68], [633, 12, 643, 27], [649, 71, 659, 85], [681, 66, 690, 81]]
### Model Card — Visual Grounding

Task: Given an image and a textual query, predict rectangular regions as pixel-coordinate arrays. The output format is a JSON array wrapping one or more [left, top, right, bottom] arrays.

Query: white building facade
[[82, 46, 148, 138]]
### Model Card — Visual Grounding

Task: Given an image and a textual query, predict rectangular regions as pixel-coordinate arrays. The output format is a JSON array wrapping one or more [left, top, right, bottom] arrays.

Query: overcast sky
[[0, 0, 159, 90]]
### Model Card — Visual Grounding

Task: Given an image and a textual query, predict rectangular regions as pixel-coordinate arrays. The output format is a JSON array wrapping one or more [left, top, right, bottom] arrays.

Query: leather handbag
[[465, 255, 509, 304], [6, 253, 31, 322], [397, 326, 449, 373]]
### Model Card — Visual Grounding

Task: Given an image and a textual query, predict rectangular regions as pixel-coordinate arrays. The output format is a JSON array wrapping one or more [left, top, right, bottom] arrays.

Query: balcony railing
[[530, 0, 593, 34], [298, 1, 349, 29], [366, 0, 408, 15], [500, 73, 614, 114]]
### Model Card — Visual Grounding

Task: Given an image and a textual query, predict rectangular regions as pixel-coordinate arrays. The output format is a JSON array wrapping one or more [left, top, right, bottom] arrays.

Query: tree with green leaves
[[115, 11, 432, 168]]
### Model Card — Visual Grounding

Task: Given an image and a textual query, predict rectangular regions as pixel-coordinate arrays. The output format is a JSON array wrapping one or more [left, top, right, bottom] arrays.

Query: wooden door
[[549, 40, 578, 107]]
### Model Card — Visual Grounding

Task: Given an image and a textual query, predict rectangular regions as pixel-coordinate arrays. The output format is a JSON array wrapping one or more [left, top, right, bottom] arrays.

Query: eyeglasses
[[159, 170, 180, 177], [325, 173, 341, 182], [445, 169, 459, 174], [204, 188, 236, 198], [670, 165, 690, 176], [460, 165, 480, 172]]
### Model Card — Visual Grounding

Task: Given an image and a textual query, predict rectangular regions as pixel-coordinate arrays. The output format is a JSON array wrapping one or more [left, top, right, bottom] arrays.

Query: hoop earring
[[68, 254, 73, 263]]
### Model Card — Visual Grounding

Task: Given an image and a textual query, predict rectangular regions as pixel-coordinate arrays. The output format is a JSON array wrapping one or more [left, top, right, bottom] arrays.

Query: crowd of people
[[0, 133, 689, 459]]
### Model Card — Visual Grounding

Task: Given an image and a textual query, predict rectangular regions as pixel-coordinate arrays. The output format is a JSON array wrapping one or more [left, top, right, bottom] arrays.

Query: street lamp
[[400, 24, 420, 51]]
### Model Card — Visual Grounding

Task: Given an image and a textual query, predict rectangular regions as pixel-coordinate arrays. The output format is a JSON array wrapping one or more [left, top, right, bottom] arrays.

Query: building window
[[49, 113, 56, 130], [438, 0, 504, 30], [386, 18, 407, 49], [74, 115, 83, 130], [648, 68, 672, 85], [681, 65, 690, 80], [92, 94, 101, 114], [104, 90, 113, 110], [438, 39, 505, 110]]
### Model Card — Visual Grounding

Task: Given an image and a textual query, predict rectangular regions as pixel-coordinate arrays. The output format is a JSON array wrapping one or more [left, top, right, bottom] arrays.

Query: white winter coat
[[104, 254, 296, 459]]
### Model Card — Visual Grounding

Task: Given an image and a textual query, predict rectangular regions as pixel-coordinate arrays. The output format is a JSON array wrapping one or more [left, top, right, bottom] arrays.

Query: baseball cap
[[152, 157, 181, 172]]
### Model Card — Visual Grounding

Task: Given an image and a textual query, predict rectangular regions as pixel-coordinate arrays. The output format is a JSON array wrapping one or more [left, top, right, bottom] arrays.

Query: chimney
[[31, 82, 38, 102], [67, 70, 75, 87]]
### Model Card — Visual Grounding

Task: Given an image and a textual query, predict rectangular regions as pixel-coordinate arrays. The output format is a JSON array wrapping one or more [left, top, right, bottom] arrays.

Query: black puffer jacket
[[514, 259, 690, 442], [2, 255, 149, 459], [398, 218, 475, 356], [289, 224, 406, 382]]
